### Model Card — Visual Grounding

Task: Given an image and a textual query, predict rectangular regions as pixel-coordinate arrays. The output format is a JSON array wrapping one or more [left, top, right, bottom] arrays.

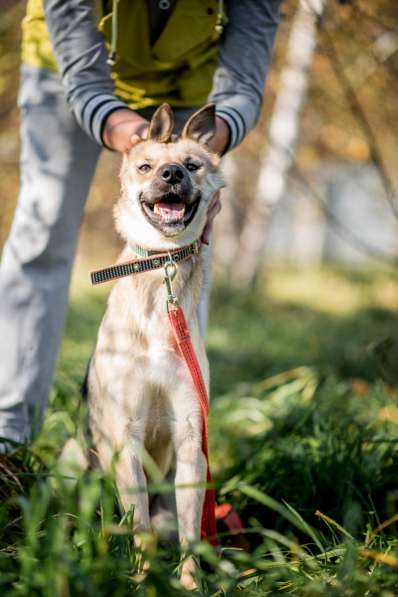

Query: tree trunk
[[235, 0, 326, 285]]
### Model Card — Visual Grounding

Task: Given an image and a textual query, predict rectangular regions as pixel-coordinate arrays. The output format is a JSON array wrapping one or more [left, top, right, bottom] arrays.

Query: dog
[[87, 103, 224, 588]]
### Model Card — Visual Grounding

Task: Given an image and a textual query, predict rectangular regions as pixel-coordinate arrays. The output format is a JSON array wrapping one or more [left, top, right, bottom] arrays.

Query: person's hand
[[208, 116, 230, 156], [202, 191, 222, 245], [102, 109, 149, 152], [103, 110, 229, 156]]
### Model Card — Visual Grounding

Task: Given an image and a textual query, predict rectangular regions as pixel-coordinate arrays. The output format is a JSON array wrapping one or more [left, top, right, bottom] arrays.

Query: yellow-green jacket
[[22, 0, 281, 149]]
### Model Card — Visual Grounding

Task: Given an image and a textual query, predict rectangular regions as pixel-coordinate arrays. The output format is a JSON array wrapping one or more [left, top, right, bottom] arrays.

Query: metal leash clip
[[163, 253, 178, 309]]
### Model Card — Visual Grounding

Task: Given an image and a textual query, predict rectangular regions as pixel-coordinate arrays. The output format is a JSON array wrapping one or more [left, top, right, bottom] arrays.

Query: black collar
[[90, 240, 200, 285]]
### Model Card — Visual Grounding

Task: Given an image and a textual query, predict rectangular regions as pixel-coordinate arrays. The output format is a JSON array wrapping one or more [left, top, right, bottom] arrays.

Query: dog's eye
[[186, 162, 200, 172], [138, 163, 152, 173]]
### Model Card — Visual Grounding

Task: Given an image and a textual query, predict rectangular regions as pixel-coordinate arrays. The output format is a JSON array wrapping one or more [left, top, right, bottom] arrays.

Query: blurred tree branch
[[351, 0, 398, 34], [321, 22, 398, 218]]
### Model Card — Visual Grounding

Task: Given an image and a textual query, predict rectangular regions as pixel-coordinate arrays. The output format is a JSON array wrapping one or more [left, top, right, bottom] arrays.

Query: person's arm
[[209, 0, 282, 153], [43, 0, 148, 150]]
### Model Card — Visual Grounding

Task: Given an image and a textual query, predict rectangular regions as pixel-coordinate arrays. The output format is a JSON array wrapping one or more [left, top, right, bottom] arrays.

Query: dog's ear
[[147, 103, 174, 143], [181, 103, 216, 146]]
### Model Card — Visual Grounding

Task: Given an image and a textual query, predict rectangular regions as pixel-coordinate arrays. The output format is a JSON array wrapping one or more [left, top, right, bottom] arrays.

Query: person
[[0, 0, 281, 449]]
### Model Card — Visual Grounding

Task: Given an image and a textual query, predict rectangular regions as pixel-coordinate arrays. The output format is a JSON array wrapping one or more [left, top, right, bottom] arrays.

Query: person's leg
[[0, 66, 101, 446]]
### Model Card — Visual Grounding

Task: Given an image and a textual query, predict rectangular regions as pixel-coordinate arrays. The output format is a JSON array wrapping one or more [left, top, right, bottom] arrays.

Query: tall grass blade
[[239, 484, 324, 552]]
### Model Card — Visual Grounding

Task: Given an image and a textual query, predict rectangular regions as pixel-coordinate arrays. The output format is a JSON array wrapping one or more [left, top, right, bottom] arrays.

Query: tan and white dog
[[87, 103, 224, 586]]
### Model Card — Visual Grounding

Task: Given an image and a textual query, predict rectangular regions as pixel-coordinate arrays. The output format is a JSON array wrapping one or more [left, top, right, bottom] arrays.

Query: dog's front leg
[[109, 440, 153, 579], [114, 443, 151, 538], [94, 411, 151, 541], [173, 413, 207, 589]]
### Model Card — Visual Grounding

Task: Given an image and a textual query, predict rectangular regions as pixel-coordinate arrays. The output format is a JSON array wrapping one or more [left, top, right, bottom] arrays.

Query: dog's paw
[[132, 552, 151, 584], [180, 556, 199, 591]]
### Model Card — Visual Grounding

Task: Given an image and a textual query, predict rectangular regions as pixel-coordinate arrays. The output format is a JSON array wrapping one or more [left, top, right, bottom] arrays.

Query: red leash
[[168, 302, 218, 545]]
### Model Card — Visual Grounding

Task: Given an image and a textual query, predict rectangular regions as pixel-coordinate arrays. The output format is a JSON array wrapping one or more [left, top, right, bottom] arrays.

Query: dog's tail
[[81, 357, 91, 400]]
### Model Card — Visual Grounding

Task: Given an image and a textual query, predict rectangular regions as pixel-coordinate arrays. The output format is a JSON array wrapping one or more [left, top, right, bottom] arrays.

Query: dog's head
[[115, 103, 225, 249]]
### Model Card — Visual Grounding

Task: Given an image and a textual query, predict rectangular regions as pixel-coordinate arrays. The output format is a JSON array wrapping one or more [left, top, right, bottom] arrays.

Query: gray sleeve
[[210, 0, 282, 151], [43, 0, 128, 146]]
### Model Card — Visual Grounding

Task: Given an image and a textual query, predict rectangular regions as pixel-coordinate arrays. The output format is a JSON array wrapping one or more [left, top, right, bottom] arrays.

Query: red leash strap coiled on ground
[[167, 303, 218, 546]]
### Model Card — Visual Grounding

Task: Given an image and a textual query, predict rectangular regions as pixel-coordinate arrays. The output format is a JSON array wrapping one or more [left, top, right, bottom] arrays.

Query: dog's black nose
[[160, 163, 185, 185]]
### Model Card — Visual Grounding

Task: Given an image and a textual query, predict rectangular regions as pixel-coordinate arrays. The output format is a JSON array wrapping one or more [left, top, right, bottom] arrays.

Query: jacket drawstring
[[107, 0, 119, 66], [215, 0, 225, 35]]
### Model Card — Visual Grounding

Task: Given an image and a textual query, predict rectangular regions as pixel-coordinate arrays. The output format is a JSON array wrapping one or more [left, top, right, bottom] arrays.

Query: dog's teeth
[[154, 202, 186, 223]]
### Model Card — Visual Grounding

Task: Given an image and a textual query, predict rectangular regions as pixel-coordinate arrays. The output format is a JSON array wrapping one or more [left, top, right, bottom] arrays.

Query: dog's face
[[115, 104, 224, 249]]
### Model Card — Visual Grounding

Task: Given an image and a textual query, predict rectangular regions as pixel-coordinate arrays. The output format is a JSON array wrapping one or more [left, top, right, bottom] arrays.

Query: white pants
[[0, 66, 211, 445]]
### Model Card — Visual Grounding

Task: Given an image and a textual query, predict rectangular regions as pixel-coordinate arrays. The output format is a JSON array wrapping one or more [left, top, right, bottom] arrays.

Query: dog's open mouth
[[140, 191, 201, 230]]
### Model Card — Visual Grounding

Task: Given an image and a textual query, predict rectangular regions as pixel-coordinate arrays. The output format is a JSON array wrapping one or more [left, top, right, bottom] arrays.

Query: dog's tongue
[[154, 201, 185, 223]]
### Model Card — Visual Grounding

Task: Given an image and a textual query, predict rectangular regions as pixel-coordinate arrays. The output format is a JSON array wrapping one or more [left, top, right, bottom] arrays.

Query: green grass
[[1, 266, 398, 595]]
